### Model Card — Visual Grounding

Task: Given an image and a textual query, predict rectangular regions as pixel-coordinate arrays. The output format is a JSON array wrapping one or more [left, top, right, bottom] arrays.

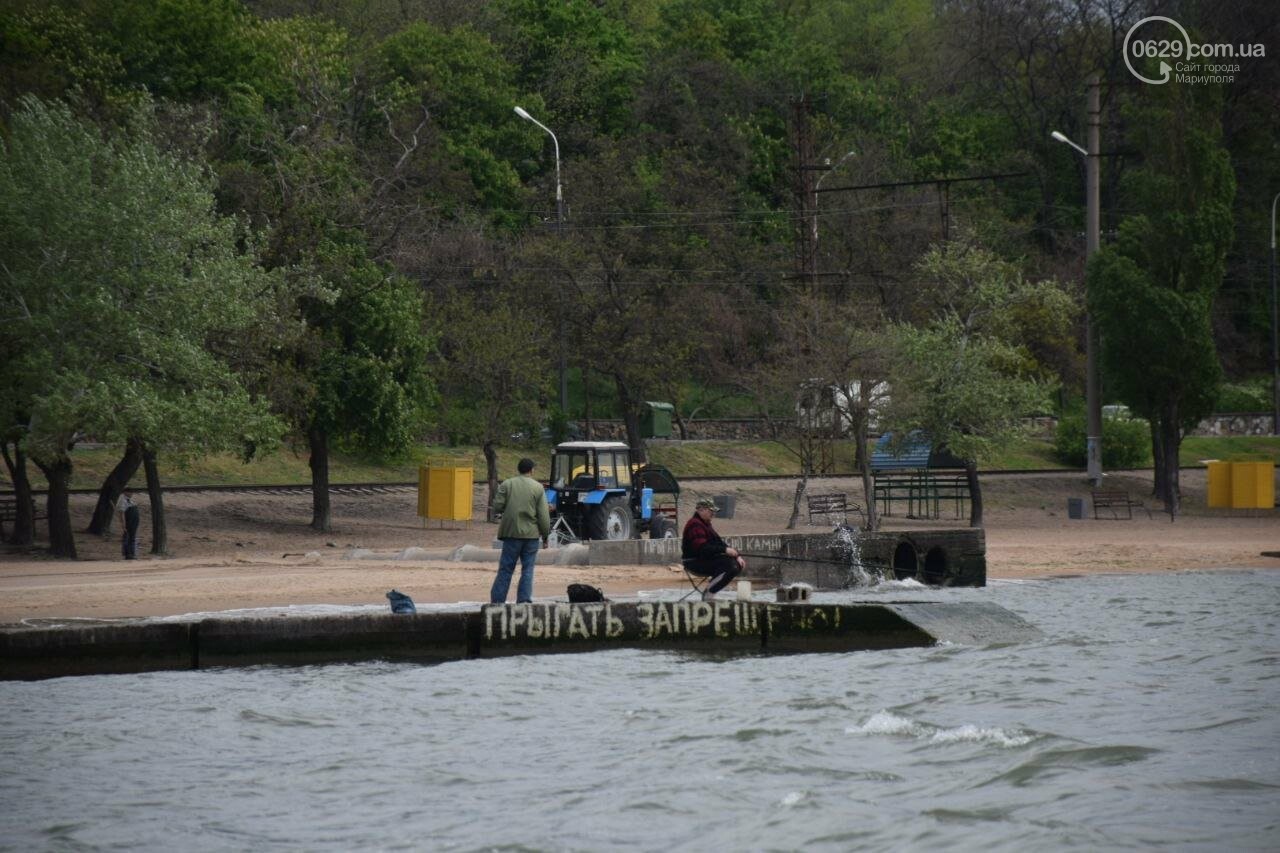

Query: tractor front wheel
[[588, 497, 634, 540]]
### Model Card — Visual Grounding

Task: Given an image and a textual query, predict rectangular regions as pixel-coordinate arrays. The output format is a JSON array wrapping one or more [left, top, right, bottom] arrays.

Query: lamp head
[[1050, 131, 1069, 144], [514, 106, 532, 121]]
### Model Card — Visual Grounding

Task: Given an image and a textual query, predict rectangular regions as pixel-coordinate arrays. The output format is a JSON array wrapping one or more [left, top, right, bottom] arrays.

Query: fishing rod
[[735, 552, 865, 566]]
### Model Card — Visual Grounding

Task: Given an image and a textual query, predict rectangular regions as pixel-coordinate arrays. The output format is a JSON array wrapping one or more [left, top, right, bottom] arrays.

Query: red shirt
[[682, 513, 726, 560]]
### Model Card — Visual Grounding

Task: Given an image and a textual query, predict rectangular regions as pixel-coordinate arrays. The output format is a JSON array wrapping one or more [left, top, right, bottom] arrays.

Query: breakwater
[[0, 599, 1037, 680], [587, 529, 986, 587]]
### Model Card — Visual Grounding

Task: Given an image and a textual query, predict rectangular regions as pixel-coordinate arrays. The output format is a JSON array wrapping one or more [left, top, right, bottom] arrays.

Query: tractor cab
[[545, 441, 680, 542]]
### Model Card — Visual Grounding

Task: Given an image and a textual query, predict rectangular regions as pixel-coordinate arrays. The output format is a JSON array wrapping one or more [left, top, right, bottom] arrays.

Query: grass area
[[3, 436, 1275, 490], [1179, 435, 1280, 465]]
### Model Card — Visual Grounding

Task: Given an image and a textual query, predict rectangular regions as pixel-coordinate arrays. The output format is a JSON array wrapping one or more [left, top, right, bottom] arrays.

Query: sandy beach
[[1, 469, 1275, 625]]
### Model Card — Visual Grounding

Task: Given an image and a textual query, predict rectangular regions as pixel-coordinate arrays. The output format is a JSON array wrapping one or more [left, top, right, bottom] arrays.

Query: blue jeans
[[491, 538, 540, 603]]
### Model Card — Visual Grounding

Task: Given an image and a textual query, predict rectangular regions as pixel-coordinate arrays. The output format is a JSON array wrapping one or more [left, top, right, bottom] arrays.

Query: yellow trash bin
[[418, 460, 474, 525], [1229, 461, 1275, 510], [1205, 461, 1232, 509]]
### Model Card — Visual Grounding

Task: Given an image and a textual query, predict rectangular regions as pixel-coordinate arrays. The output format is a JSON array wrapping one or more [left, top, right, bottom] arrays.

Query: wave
[[846, 710, 1036, 748]]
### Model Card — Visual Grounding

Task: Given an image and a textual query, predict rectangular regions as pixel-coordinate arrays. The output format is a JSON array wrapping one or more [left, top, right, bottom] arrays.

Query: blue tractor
[[545, 441, 681, 542]]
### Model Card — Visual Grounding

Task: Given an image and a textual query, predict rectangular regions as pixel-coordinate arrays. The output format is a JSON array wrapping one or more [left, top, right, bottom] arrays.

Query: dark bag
[[386, 589, 416, 614], [567, 583, 605, 603]]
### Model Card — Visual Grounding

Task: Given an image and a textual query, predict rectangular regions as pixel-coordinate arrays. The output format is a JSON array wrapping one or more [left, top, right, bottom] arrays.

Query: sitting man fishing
[[681, 498, 745, 601]]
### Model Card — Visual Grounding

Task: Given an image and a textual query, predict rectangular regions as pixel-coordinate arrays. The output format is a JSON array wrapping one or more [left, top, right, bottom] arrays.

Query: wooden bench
[[1091, 490, 1151, 520], [807, 492, 864, 526], [0, 496, 46, 533]]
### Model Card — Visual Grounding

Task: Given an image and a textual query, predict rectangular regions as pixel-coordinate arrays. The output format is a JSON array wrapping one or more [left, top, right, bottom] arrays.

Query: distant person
[[117, 489, 141, 559], [681, 498, 744, 601], [490, 457, 552, 604]]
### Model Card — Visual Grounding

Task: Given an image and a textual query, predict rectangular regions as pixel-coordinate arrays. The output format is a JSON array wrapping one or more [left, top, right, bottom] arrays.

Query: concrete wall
[[587, 528, 986, 588], [1, 599, 1037, 680], [568, 412, 1274, 441]]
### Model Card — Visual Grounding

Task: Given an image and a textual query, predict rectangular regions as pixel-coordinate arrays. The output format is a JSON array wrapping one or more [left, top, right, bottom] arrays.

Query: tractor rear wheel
[[649, 516, 676, 539], [588, 497, 634, 540]]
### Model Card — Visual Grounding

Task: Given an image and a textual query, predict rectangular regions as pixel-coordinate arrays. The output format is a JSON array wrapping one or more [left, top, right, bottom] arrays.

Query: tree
[[0, 97, 283, 556], [301, 245, 435, 531], [738, 288, 886, 530], [1088, 84, 1235, 518], [434, 288, 551, 519], [879, 238, 1070, 527]]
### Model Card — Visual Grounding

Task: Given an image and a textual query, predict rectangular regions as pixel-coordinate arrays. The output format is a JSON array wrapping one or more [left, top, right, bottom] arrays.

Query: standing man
[[490, 457, 551, 604], [117, 489, 141, 559], [681, 498, 745, 601]]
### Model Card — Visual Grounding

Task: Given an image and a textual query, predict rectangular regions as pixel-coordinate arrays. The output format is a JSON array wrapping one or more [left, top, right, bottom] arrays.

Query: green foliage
[[1214, 378, 1271, 412], [0, 4, 131, 113], [308, 245, 436, 459], [881, 318, 1047, 467], [1088, 84, 1234, 429], [432, 288, 550, 447], [374, 22, 533, 214], [0, 96, 284, 462], [495, 0, 643, 134], [1052, 414, 1152, 469], [90, 0, 256, 100]]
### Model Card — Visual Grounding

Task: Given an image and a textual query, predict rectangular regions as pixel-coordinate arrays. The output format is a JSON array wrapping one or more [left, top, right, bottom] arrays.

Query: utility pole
[[1270, 191, 1278, 435], [1085, 73, 1103, 486], [791, 94, 816, 290]]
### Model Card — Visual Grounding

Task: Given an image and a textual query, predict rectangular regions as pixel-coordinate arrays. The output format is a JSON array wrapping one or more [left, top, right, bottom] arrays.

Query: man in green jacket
[[490, 457, 552, 603]]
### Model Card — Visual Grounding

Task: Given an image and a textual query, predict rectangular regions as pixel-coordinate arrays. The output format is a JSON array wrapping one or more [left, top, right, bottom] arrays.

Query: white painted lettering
[[637, 603, 654, 638], [653, 602, 673, 636], [606, 605, 624, 638], [485, 606, 506, 641], [714, 602, 732, 637], [582, 604, 604, 636], [692, 602, 713, 632]]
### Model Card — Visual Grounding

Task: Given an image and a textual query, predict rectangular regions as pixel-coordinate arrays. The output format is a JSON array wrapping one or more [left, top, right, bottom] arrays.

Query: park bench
[[873, 472, 969, 519], [0, 495, 46, 536], [1091, 490, 1151, 520], [807, 492, 864, 526]]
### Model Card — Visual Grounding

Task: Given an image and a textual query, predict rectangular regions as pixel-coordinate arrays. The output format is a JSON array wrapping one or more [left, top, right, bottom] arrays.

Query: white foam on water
[[778, 791, 806, 808], [847, 710, 1033, 748]]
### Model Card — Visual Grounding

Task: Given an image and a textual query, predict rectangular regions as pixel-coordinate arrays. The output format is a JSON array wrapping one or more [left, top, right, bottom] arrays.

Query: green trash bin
[[639, 401, 674, 439]]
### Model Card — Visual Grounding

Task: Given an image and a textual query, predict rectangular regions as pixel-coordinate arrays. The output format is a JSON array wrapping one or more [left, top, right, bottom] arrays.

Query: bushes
[[1215, 378, 1270, 412], [1053, 413, 1152, 468]]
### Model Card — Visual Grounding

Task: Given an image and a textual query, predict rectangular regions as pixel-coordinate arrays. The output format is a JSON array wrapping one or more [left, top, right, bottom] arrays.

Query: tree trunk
[[309, 425, 331, 532], [1150, 418, 1166, 500], [617, 378, 645, 463], [1, 439, 35, 546], [1159, 405, 1181, 520], [583, 365, 592, 440], [34, 454, 76, 558], [143, 445, 167, 555], [857, 421, 879, 532], [965, 459, 984, 528], [674, 409, 688, 441], [88, 437, 143, 535], [483, 440, 499, 523], [786, 474, 808, 530]]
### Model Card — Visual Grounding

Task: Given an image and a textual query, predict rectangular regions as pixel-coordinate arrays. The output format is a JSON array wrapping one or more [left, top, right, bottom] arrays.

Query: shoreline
[[1, 469, 1276, 623]]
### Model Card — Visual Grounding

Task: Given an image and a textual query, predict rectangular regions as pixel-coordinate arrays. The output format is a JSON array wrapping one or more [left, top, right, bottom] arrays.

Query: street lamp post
[[812, 149, 857, 250], [1051, 73, 1103, 485], [1271, 191, 1279, 435], [514, 106, 567, 414]]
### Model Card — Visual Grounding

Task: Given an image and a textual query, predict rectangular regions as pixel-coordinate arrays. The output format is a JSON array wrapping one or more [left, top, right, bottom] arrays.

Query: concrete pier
[[587, 529, 987, 587], [0, 600, 1039, 680]]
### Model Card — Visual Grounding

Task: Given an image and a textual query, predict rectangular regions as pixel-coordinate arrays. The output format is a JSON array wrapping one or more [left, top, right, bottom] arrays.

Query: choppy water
[[2, 570, 1278, 852]]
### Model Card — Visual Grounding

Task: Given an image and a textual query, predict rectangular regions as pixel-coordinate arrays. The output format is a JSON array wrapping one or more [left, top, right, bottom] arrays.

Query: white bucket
[[736, 580, 752, 601]]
